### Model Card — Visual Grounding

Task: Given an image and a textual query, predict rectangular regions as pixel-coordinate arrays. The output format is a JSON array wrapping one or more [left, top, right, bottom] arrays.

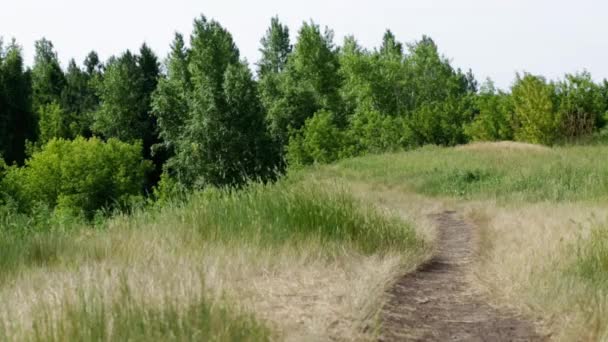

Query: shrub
[[345, 108, 404, 155], [2, 137, 151, 216], [287, 110, 345, 165], [465, 81, 514, 141], [406, 97, 473, 146]]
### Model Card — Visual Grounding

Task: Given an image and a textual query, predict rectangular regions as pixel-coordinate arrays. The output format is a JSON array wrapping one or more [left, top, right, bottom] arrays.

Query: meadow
[[309, 141, 608, 341], [0, 181, 429, 341], [2, 141, 608, 340]]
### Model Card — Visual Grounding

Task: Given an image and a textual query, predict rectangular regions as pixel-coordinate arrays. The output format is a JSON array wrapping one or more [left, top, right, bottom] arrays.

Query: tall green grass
[[572, 227, 608, 285], [1, 275, 271, 342], [157, 182, 419, 254]]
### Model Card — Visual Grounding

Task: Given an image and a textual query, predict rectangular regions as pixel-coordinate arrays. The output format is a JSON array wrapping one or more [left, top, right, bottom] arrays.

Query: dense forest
[[1, 14, 608, 217]]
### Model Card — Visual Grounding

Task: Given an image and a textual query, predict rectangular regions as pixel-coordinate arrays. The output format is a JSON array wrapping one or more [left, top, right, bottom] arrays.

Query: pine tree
[[0, 39, 34, 164]]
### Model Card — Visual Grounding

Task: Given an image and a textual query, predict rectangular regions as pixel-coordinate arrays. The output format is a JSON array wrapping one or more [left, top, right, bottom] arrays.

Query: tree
[[555, 71, 605, 139], [93, 46, 159, 154], [178, 62, 275, 186], [38, 101, 72, 143], [31, 38, 65, 112], [339, 33, 408, 118], [379, 30, 403, 59], [152, 33, 191, 151], [257, 16, 292, 77], [264, 21, 343, 147], [0, 39, 34, 164], [84, 50, 103, 76], [404, 36, 469, 110], [153, 16, 278, 188], [60, 59, 97, 137], [345, 108, 404, 155], [511, 73, 560, 145]]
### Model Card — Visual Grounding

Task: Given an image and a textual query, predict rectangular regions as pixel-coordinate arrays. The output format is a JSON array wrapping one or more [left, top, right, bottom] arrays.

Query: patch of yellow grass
[[0, 214, 426, 341], [462, 201, 608, 341], [455, 141, 551, 152]]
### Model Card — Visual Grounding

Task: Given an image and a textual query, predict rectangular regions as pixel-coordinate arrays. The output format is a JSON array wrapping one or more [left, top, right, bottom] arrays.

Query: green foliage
[[153, 16, 277, 188], [152, 33, 191, 150], [465, 79, 514, 141], [38, 102, 74, 143], [404, 36, 472, 109], [407, 97, 474, 146], [345, 108, 404, 155], [0, 39, 34, 164], [511, 73, 561, 145], [93, 48, 159, 151], [60, 59, 98, 137], [263, 21, 342, 147], [339, 35, 408, 118], [31, 38, 66, 112], [287, 110, 345, 165], [2, 137, 151, 216], [555, 72, 606, 139], [257, 16, 292, 77]]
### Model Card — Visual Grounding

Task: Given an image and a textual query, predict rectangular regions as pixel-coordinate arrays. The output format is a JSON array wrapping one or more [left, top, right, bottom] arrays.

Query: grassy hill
[[2, 142, 608, 340]]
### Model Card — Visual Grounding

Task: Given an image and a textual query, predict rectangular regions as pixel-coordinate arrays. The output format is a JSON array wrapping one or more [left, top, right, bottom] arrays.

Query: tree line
[[1, 15, 608, 217]]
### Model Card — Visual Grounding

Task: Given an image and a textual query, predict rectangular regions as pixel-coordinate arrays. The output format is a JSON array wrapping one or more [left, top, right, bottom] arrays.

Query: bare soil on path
[[379, 211, 547, 341]]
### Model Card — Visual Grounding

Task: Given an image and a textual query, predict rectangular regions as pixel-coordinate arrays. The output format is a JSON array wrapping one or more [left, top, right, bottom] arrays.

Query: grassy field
[[0, 181, 428, 341], [306, 141, 608, 341], [2, 141, 608, 340]]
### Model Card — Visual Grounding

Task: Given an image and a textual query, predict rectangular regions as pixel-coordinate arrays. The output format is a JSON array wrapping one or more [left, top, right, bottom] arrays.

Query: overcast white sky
[[1, 0, 607, 89]]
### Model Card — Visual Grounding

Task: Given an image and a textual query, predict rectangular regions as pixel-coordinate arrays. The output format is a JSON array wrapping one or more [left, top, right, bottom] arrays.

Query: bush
[[2, 137, 151, 217], [345, 108, 404, 155], [465, 81, 514, 141], [287, 110, 345, 165], [406, 97, 473, 146]]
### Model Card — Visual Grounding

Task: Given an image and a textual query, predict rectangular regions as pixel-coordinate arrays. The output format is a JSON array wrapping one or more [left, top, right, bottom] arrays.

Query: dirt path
[[379, 211, 546, 341]]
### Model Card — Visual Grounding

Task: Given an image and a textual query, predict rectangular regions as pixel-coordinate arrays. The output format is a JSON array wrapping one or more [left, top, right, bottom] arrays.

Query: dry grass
[[305, 144, 608, 341], [0, 182, 429, 341], [462, 201, 608, 341], [455, 141, 551, 152], [0, 234, 410, 340]]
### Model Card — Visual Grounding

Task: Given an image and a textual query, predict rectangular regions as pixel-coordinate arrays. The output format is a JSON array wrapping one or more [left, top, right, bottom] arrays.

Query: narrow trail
[[379, 211, 546, 341]]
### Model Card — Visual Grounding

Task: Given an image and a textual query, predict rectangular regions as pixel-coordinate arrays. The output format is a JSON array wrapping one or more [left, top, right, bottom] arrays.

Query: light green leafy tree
[[511, 73, 560, 145]]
